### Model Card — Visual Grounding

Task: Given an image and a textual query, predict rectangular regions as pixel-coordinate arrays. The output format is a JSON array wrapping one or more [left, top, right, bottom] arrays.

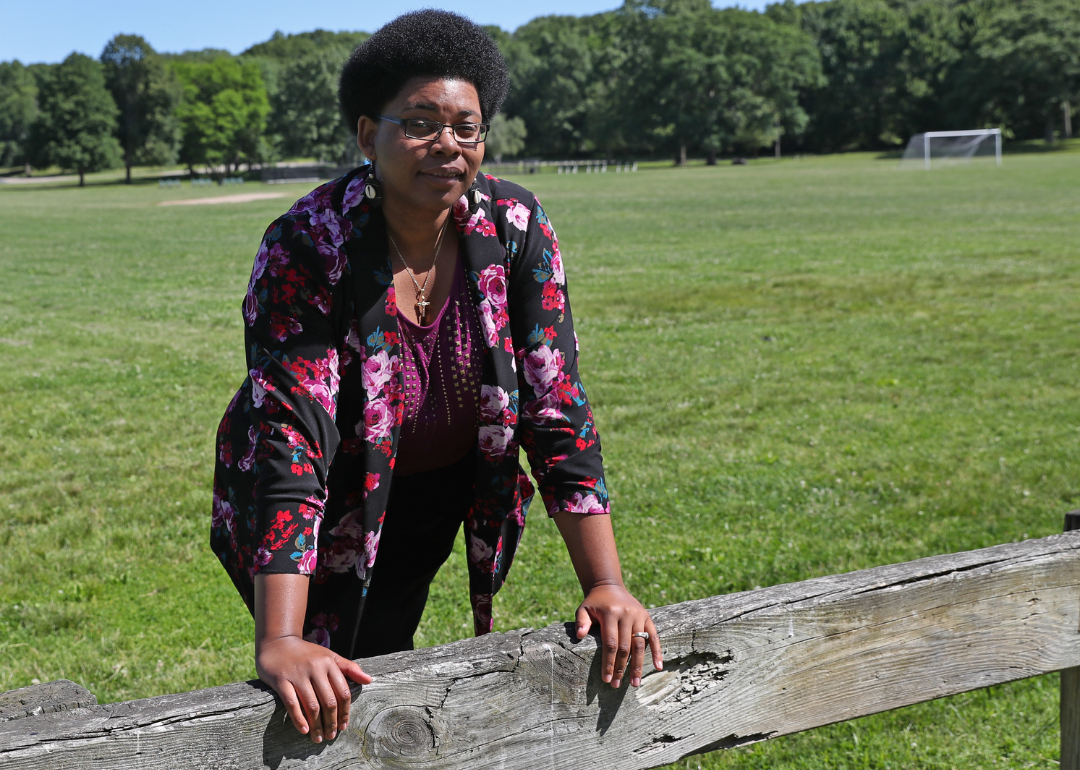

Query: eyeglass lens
[[405, 119, 487, 143]]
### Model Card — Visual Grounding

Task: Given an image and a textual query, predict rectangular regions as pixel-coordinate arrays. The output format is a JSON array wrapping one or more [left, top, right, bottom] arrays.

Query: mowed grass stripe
[[1, 151, 1077, 769]]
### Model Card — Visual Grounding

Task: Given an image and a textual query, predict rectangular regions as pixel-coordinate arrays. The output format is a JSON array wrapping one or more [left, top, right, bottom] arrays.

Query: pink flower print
[[256, 547, 273, 566], [467, 534, 493, 565], [505, 202, 530, 231], [238, 425, 258, 472], [550, 249, 565, 285], [362, 397, 395, 441], [362, 350, 395, 400], [298, 547, 317, 575], [523, 345, 565, 396], [345, 322, 362, 353], [249, 367, 274, 408], [322, 546, 361, 575], [211, 493, 236, 533], [302, 377, 335, 419], [478, 425, 514, 458], [523, 389, 566, 426], [478, 300, 499, 347], [328, 509, 363, 540], [363, 472, 380, 498], [309, 209, 344, 250], [477, 264, 508, 309], [268, 312, 303, 341], [342, 176, 364, 215], [304, 627, 331, 648], [452, 195, 470, 223], [243, 244, 270, 325], [456, 205, 497, 237], [311, 288, 332, 316], [363, 529, 381, 570], [565, 492, 607, 513], [541, 281, 565, 312], [479, 385, 510, 423]]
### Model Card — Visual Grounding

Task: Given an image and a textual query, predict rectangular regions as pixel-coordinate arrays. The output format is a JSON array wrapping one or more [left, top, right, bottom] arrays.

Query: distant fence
[[483, 159, 639, 176], [4, 513, 1080, 769], [260, 165, 354, 185]]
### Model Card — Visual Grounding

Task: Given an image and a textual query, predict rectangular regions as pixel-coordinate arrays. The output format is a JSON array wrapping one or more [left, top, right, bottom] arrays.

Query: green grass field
[[1, 148, 1078, 768]]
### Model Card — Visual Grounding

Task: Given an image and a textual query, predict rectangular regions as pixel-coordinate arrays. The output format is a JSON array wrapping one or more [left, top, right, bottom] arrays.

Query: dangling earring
[[364, 162, 383, 208], [468, 182, 483, 207]]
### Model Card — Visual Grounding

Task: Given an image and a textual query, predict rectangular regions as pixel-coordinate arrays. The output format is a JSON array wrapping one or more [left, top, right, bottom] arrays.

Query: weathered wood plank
[[0, 680, 97, 723], [3, 532, 1080, 770], [1060, 511, 1080, 770]]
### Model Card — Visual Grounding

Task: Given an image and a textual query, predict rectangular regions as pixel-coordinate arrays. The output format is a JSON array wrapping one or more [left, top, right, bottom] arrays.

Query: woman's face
[[358, 76, 485, 217]]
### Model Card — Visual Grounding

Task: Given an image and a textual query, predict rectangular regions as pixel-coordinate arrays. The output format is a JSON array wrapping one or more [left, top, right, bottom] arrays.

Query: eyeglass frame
[[376, 115, 489, 145]]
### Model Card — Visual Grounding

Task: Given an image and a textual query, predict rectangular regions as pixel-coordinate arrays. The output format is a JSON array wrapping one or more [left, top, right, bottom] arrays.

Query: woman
[[210, 9, 662, 745]]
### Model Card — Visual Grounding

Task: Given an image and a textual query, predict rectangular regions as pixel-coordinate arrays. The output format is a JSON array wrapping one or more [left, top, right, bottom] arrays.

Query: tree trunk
[[706, 149, 717, 166], [1046, 113, 1056, 144], [125, 162, 132, 185], [23, 162, 30, 177], [1065, 101, 1074, 140], [78, 169, 85, 187], [675, 143, 687, 166], [775, 136, 781, 159]]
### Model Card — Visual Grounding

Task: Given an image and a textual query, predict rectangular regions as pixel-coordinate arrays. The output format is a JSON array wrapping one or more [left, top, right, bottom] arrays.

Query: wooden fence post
[[1062, 510, 1080, 770]]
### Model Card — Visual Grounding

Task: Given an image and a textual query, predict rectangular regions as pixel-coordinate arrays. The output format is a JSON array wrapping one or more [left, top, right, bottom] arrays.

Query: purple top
[[394, 255, 486, 476]]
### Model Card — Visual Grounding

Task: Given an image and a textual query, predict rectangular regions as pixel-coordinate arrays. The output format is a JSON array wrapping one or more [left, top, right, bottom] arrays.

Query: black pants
[[351, 449, 475, 658]]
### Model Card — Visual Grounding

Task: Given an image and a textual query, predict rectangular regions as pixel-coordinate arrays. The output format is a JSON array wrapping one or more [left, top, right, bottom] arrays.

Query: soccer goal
[[899, 129, 1002, 170]]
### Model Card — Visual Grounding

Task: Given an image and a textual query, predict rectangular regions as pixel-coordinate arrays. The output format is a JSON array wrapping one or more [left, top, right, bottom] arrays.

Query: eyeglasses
[[377, 115, 489, 144]]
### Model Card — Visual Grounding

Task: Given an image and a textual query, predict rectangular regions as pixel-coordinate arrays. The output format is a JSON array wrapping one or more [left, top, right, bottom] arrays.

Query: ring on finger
[[632, 631, 650, 641]]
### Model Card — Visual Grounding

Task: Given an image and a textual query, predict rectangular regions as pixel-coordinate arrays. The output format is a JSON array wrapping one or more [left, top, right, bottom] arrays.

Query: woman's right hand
[[256, 635, 373, 743]]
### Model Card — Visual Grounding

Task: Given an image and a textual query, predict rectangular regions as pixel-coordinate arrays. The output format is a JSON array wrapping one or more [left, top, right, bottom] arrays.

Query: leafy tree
[[160, 49, 234, 63], [268, 47, 353, 162], [486, 114, 527, 162], [0, 60, 37, 171], [27, 53, 122, 186], [241, 30, 367, 112], [503, 13, 618, 157], [955, 0, 1080, 141], [101, 34, 182, 183], [241, 30, 369, 61], [781, 0, 910, 151], [171, 56, 270, 175], [619, 1, 821, 162]]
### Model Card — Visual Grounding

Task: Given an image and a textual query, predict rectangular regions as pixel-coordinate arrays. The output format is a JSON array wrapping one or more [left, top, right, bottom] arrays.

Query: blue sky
[[3, 0, 774, 65]]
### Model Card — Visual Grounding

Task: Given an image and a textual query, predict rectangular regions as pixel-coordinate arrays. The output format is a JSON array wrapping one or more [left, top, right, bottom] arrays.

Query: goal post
[[900, 129, 1002, 170]]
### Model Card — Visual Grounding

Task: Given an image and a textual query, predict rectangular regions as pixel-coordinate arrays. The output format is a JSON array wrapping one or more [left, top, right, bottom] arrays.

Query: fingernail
[[612, 679, 621, 688], [632, 677, 641, 687], [329, 731, 337, 740]]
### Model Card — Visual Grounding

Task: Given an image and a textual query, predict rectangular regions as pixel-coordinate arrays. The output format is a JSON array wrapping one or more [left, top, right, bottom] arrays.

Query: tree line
[[1, 0, 1077, 184]]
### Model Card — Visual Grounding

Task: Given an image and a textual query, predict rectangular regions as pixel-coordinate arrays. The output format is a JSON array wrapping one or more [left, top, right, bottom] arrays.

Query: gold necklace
[[388, 217, 449, 325]]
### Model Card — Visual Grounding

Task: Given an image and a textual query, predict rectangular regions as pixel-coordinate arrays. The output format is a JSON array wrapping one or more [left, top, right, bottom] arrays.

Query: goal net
[[899, 129, 1002, 170]]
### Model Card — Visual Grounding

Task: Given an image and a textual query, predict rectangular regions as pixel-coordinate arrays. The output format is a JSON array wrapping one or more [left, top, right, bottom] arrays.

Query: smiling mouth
[[423, 169, 463, 179]]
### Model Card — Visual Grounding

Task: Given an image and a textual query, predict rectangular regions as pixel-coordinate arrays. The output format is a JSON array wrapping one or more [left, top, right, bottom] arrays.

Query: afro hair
[[339, 10, 509, 130]]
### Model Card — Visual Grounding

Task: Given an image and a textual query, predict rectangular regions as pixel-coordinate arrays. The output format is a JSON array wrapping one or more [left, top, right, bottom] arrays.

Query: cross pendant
[[415, 294, 431, 325]]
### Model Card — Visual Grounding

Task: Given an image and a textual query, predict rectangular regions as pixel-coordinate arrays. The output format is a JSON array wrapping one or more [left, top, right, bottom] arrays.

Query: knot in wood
[[365, 706, 436, 761]]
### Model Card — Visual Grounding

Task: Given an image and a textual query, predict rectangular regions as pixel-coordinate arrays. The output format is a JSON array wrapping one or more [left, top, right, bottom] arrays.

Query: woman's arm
[[238, 211, 363, 742], [255, 575, 372, 743], [552, 511, 663, 689], [499, 192, 663, 688]]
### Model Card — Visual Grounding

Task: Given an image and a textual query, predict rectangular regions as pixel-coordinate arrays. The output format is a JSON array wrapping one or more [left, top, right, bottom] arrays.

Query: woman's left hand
[[575, 584, 663, 689]]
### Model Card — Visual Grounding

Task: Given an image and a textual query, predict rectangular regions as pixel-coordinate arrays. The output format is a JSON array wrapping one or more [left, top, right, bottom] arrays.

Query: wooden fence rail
[[4, 521, 1080, 769]]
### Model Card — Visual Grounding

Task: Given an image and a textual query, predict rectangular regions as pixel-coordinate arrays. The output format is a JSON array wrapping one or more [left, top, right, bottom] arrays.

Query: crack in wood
[[636, 651, 734, 712], [4, 534, 1080, 770]]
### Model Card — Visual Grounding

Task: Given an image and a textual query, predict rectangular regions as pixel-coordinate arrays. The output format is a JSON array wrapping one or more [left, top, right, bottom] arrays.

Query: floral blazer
[[211, 166, 609, 650]]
